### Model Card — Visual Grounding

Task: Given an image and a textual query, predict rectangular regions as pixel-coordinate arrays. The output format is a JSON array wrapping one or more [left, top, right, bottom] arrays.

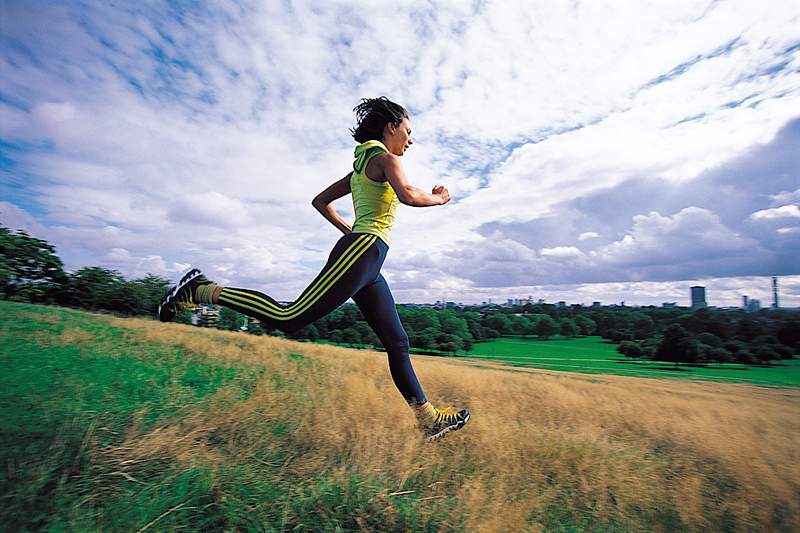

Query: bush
[[754, 345, 779, 364], [618, 341, 643, 358], [774, 344, 795, 360], [735, 349, 758, 365]]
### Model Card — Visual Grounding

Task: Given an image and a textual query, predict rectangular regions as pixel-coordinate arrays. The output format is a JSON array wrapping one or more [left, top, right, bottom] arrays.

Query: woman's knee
[[384, 331, 410, 354]]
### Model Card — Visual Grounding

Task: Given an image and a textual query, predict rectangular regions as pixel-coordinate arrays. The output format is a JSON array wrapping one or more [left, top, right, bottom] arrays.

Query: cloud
[[578, 232, 599, 241], [749, 204, 800, 220], [540, 246, 584, 258]]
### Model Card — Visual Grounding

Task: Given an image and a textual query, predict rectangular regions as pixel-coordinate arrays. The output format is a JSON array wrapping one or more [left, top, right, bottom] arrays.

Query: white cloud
[[540, 246, 584, 258], [777, 226, 800, 234], [770, 189, 800, 205], [578, 231, 599, 241], [749, 204, 800, 220], [597, 207, 753, 266]]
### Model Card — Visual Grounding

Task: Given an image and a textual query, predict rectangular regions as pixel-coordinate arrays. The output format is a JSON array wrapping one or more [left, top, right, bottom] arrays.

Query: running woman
[[158, 97, 470, 442]]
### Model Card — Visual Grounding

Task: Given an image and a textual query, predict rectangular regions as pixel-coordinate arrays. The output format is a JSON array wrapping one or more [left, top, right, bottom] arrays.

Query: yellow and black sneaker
[[157, 268, 215, 322], [420, 406, 470, 442]]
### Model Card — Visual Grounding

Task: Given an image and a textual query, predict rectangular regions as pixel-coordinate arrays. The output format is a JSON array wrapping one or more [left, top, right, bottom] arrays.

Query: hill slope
[[1, 301, 798, 532]]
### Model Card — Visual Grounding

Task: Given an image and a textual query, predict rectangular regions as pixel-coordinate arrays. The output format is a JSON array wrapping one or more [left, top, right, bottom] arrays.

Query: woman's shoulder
[[365, 152, 399, 183]]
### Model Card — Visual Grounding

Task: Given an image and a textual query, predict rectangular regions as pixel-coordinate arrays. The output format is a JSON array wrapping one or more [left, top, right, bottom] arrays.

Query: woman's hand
[[432, 185, 451, 205]]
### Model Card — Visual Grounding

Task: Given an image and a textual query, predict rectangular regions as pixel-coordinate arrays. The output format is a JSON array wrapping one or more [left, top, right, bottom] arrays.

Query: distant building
[[557, 301, 566, 308], [662, 302, 677, 309], [506, 299, 514, 306], [691, 286, 707, 308], [743, 295, 749, 309], [592, 301, 601, 308], [772, 276, 779, 309], [747, 299, 761, 312], [192, 305, 219, 327]]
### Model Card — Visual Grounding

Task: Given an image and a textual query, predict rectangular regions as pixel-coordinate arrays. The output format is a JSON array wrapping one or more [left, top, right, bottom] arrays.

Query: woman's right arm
[[312, 173, 354, 235], [380, 154, 451, 207]]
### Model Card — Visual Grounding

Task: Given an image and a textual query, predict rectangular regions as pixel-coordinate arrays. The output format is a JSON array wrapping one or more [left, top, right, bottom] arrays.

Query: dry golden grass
[[103, 316, 800, 532]]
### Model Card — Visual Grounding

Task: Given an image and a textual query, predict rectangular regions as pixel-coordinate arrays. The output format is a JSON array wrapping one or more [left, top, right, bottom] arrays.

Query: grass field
[[461, 336, 800, 387], [2, 300, 799, 532]]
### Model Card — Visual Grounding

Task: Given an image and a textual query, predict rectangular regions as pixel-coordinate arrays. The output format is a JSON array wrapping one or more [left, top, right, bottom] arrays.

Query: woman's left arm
[[312, 172, 353, 235]]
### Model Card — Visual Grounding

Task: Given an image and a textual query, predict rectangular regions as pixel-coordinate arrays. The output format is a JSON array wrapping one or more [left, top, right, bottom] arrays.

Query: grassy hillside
[[1, 300, 799, 532], [462, 337, 800, 387]]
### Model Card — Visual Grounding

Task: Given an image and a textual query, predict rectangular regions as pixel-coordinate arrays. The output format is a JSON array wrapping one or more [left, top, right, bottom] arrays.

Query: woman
[[158, 97, 470, 442]]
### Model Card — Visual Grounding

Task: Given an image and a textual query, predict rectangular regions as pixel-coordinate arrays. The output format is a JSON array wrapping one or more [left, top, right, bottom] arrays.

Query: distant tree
[[341, 327, 362, 345], [508, 315, 531, 336], [697, 332, 723, 348], [707, 347, 734, 363], [217, 307, 243, 331], [0, 226, 67, 303], [408, 327, 436, 350], [736, 317, 766, 341], [776, 321, 800, 350], [174, 308, 193, 325], [631, 313, 654, 339], [559, 318, 578, 338], [655, 324, 699, 364], [575, 315, 596, 336], [534, 315, 559, 340], [483, 313, 511, 335], [435, 333, 463, 353], [618, 340, 643, 358], [128, 274, 171, 316], [735, 349, 757, 365], [63, 267, 135, 314]]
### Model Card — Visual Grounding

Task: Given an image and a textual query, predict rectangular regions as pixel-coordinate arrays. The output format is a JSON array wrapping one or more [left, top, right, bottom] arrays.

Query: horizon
[[2, 1, 799, 307]]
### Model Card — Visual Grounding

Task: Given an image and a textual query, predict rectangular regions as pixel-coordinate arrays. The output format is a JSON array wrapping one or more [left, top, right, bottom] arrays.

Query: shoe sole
[[157, 268, 203, 322], [426, 411, 470, 443]]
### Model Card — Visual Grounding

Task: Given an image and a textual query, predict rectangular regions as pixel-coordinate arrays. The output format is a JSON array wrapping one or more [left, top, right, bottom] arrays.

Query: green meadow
[[461, 336, 800, 387]]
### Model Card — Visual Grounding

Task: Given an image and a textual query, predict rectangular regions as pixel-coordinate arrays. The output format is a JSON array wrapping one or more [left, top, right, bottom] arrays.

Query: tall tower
[[691, 286, 707, 308], [772, 276, 779, 309]]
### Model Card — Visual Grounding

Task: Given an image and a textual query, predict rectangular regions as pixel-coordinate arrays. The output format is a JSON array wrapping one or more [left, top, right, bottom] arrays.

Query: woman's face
[[383, 117, 413, 156]]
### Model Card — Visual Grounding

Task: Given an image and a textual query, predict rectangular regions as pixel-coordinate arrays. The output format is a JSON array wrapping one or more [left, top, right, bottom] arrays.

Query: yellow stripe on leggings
[[220, 234, 377, 320], [221, 233, 372, 315]]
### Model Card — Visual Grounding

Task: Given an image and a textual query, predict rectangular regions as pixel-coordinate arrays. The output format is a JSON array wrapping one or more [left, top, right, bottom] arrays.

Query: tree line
[[2, 225, 798, 365]]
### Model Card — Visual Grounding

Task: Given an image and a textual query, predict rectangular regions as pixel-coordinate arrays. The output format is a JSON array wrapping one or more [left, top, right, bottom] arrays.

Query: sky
[[1, 0, 799, 307]]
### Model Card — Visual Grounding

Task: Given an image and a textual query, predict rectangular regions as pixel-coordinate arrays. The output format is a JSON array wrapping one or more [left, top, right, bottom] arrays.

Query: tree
[[63, 267, 135, 314], [534, 315, 559, 340], [128, 274, 171, 316], [341, 327, 362, 344], [618, 341, 643, 358], [559, 318, 578, 338], [509, 315, 531, 336], [217, 307, 243, 331], [776, 321, 800, 350], [575, 315, 596, 336], [655, 324, 699, 364], [482, 313, 511, 335], [0, 226, 67, 303]]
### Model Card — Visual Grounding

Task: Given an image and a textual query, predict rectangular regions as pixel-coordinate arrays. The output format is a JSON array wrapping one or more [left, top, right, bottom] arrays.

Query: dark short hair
[[350, 97, 408, 143]]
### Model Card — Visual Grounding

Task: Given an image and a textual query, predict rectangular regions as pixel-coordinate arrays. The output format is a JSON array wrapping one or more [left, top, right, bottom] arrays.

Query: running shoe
[[157, 268, 214, 322], [420, 406, 470, 442]]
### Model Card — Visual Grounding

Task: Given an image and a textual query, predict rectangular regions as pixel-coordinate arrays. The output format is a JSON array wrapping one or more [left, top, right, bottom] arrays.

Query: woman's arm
[[378, 154, 450, 207], [312, 172, 353, 234]]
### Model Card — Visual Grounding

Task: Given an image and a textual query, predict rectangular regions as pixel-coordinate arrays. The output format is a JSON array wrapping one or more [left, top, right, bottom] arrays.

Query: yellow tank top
[[350, 140, 399, 245]]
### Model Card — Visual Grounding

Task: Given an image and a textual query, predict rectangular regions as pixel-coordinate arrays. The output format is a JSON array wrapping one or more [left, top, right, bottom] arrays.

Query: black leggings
[[217, 232, 427, 405]]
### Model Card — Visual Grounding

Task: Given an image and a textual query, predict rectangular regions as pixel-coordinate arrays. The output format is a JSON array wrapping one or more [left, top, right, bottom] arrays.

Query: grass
[[2, 300, 799, 532], [460, 336, 800, 387]]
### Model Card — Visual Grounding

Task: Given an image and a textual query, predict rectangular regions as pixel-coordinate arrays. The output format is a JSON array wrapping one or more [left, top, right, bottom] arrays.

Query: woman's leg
[[217, 233, 382, 332], [352, 273, 427, 406]]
